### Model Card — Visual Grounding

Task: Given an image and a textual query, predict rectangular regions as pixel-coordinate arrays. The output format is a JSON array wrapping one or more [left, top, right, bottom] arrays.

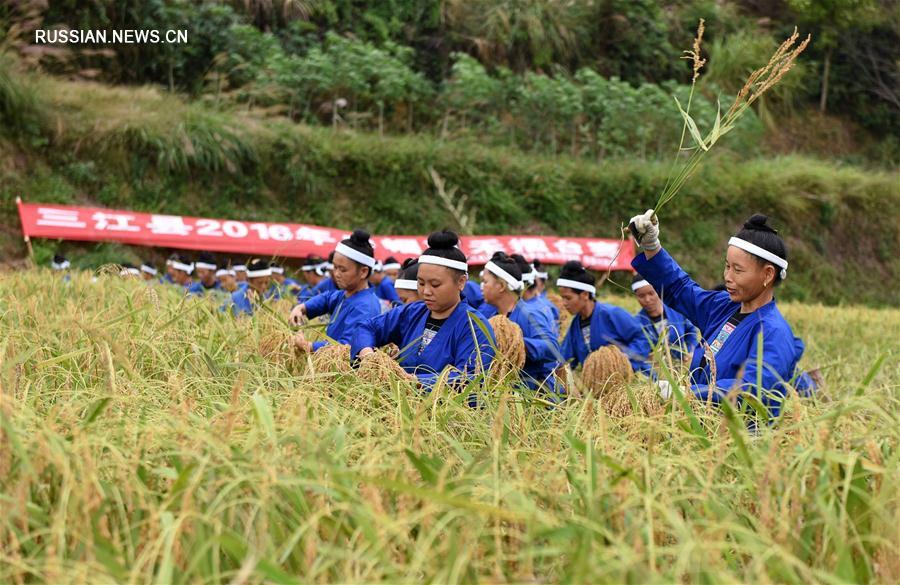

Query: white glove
[[656, 379, 673, 400], [628, 209, 660, 251]]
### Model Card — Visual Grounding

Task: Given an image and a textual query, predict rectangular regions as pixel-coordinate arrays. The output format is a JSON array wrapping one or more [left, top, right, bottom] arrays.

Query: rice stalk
[[653, 22, 811, 215]]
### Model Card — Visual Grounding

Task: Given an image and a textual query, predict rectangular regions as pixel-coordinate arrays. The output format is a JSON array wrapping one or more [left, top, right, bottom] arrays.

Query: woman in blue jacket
[[290, 230, 382, 352], [481, 252, 563, 396], [351, 231, 495, 390], [558, 260, 650, 372], [629, 210, 816, 419]]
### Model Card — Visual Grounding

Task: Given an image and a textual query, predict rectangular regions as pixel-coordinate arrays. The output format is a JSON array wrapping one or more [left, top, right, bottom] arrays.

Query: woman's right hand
[[289, 304, 307, 326], [628, 209, 660, 252]]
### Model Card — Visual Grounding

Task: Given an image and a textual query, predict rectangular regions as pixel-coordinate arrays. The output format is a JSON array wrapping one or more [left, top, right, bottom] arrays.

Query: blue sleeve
[[350, 307, 406, 359], [304, 290, 335, 320], [633, 248, 729, 334], [691, 326, 797, 419], [416, 313, 495, 390], [333, 305, 376, 346], [520, 310, 560, 364]]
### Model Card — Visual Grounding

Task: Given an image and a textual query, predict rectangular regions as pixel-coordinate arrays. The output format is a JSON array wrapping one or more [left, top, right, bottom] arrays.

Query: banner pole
[[16, 197, 35, 266]]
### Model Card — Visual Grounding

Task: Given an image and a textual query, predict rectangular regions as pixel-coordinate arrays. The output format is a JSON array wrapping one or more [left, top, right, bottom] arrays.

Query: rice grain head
[[308, 343, 352, 375], [357, 350, 410, 385], [488, 315, 526, 382], [581, 345, 633, 398]]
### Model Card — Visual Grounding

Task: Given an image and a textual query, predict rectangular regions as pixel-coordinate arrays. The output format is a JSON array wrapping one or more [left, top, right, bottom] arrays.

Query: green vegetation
[[1, 64, 898, 306], [1, 271, 897, 582]]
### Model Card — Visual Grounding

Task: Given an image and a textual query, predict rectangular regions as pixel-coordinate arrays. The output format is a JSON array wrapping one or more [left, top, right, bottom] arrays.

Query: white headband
[[394, 278, 418, 291], [631, 279, 651, 291], [271, 266, 284, 274], [418, 255, 468, 272], [522, 266, 537, 285], [233, 264, 247, 272], [301, 264, 317, 272], [171, 261, 193, 273], [121, 267, 140, 276], [383, 262, 401, 271], [51, 260, 70, 270], [557, 278, 596, 296], [215, 268, 233, 278], [536, 271, 548, 279], [141, 265, 158, 276], [247, 268, 272, 278], [485, 261, 523, 291], [335, 242, 376, 268], [195, 261, 217, 271], [165, 259, 174, 267], [372, 261, 384, 273], [325, 262, 334, 270], [728, 237, 788, 280]]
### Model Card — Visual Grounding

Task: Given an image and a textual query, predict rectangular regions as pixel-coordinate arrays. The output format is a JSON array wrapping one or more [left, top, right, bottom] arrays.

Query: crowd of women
[[50, 210, 817, 420]]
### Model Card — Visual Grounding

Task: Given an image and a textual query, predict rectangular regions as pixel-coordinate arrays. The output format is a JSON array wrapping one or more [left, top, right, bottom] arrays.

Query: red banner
[[16, 200, 635, 271]]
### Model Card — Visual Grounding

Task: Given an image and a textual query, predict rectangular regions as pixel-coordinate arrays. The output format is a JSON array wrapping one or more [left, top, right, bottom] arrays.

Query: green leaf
[[82, 397, 112, 427], [252, 391, 276, 443], [674, 95, 707, 151]]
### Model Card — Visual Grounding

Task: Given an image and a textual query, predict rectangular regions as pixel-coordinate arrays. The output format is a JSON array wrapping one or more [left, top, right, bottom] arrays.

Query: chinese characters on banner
[[17, 200, 635, 271]]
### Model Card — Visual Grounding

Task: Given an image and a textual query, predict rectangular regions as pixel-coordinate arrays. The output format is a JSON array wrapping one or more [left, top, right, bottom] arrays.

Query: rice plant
[[1, 270, 896, 583], [655, 22, 811, 215]]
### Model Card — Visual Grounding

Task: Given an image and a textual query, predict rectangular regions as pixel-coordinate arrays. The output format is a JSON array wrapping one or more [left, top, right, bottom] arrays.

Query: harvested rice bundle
[[307, 342, 352, 374], [488, 315, 526, 381], [581, 345, 633, 398], [357, 349, 412, 385]]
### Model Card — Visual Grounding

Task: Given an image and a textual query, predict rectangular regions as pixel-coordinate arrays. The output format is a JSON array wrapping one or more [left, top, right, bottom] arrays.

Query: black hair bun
[[401, 257, 417, 269], [490, 251, 511, 263], [560, 260, 585, 278], [350, 229, 371, 246], [532, 258, 543, 268], [427, 230, 459, 250], [744, 214, 778, 234]]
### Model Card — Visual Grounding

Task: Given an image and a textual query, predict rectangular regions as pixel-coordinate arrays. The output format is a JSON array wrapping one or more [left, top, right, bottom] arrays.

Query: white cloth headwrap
[[557, 278, 596, 296], [335, 242, 376, 268], [141, 265, 158, 276], [215, 268, 233, 278], [51, 260, 71, 271], [485, 261, 523, 291], [383, 262, 401, 271], [171, 261, 193, 274], [536, 271, 548, 279], [631, 279, 651, 291], [418, 255, 468, 272], [728, 237, 788, 280], [233, 264, 247, 272], [247, 267, 272, 278], [394, 279, 418, 291], [271, 266, 284, 274], [195, 261, 217, 271], [522, 266, 537, 285]]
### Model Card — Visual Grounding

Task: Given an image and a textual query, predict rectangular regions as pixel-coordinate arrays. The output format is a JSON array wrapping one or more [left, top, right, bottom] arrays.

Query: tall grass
[[1, 271, 897, 582]]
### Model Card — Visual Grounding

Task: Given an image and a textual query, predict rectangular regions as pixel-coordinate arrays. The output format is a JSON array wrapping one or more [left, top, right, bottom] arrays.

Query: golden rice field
[[1, 270, 897, 584]]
